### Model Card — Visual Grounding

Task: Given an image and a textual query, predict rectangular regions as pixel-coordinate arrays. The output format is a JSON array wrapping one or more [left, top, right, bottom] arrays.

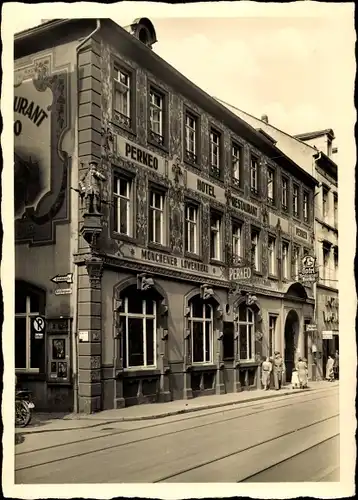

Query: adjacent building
[[14, 18, 317, 413], [216, 101, 339, 379]]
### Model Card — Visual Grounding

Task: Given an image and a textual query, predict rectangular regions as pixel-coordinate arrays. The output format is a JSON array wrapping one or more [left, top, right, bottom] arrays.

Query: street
[[15, 384, 339, 483]]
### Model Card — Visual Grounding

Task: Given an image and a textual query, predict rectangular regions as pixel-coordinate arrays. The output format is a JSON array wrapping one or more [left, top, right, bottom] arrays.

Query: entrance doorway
[[284, 310, 300, 382]]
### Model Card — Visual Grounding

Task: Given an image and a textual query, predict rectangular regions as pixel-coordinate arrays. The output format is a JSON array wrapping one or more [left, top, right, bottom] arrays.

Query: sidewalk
[[17, 380, 338, 435]]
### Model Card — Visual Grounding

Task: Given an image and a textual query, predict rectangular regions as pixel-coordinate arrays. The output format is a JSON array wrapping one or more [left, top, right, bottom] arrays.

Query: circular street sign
[[32, 316, 46, 333]]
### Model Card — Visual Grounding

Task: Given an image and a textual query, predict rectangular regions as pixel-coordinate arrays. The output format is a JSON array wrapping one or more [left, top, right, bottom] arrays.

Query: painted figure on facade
[[261, 357, 272, 390], [273, 351, 285, 390], [79, 161, 107, 214], [201, 285, 214, 301], [325, 355, 335, 381], [296, 357, 308, 388]]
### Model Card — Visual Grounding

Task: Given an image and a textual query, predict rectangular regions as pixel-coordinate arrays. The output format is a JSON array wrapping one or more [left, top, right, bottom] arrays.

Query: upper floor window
[[322, 186, 329, 219], [282, 242, 289, 279], [322, 244, 330, 280], [185, 203, 198, 254], [15, 283, 45, 372], [113, 175, 132, 236], [149, 190, 165, 245], [149, 89, 164, 145], [210, 212, 222, 261], [114, 68, 131, 127], [293, 184, 299, 218], [267, 168, 275, 205], [188, 297, 214, 364], [268, 236, 276, 275], [333, 193, 338, 227], [282, 177, 288, 212], [232, 222, 243, 264], [251, 229, 260, 271], [250, 156, 259, 195], [292, 246, 300, 280], [232, 143, 242, 187], [185, 113, 198, 164], [210, 130, 221, 178], [303, 192, 309, 222]]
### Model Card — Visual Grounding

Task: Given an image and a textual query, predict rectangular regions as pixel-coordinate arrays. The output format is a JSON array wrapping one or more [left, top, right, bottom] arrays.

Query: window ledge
[[184, 157, 201, 170], [268, 274, 279, 281], [237, 360, 260, 368], [184, 251, 202, 262], [148, 138, 169, 154], [210, 258, 225, 266], [148, 242, 172, 253], [190, 364, 217, 372], [253, 271, 263, 277], [111, 118, 136, 138], [111, 233, 138, 245], [121, 369, 161, 378]]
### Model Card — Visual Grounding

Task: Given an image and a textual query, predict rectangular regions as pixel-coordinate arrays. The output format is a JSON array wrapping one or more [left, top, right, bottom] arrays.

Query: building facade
[[14, 18, 317, 413], [217, 101, 339, 380]]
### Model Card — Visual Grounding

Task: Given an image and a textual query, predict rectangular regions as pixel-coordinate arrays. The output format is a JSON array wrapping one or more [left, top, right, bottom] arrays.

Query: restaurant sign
[[299, 255, 318, 284]]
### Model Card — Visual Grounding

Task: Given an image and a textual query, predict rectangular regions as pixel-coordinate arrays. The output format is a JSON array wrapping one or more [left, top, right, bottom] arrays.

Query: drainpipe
[[72, 19, 101, 413]]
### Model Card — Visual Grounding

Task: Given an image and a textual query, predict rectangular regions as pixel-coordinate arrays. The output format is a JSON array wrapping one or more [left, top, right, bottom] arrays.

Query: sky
[[7, 1, 356, 167]]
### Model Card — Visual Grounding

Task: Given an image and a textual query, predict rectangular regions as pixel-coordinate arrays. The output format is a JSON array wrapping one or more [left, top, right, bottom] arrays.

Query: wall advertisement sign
[[299, 255, 318, 284]]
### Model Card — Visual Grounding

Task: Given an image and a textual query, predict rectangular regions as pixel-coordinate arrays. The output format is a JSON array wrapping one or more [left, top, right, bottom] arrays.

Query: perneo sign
[[229, 266, 252, 281]]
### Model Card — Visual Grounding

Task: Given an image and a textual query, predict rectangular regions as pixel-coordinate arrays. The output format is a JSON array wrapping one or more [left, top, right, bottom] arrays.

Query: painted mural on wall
[[14, 55, 71, 245]]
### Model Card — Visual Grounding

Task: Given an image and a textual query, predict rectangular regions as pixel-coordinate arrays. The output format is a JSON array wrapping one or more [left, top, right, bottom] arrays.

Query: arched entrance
[[284, 309, 300, 382]]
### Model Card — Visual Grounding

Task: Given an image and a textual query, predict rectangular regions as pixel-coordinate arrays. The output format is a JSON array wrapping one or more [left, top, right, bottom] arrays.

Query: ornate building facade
[[14, 18, 317, 413]]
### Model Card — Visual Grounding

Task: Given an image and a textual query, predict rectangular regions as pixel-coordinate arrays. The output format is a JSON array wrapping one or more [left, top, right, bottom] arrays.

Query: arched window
[[236, 304, 255, 361], [15, 280, 45, 371], [119, 285, 157, 369], [188, 296, 213, 364]]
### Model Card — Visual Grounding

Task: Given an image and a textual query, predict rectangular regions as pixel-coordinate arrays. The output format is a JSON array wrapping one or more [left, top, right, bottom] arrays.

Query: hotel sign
[[116, 135, 166, 175], [117, 244, 225, 279], [186, 171, 226, 204], [231, 196, 259, 218]]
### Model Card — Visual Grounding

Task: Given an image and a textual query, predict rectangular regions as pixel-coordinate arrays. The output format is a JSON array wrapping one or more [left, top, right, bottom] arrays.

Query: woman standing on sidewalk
[[296, 357, 308, 389], [261, 357, 272, 390], [326, 355, 335, 381]]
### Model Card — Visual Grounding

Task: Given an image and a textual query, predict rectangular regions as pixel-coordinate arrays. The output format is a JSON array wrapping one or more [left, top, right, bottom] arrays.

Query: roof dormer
[[124, 17, 158, 49]]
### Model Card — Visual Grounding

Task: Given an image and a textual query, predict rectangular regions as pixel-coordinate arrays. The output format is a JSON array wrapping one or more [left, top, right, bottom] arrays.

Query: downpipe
[[72, 19, 101, 414]]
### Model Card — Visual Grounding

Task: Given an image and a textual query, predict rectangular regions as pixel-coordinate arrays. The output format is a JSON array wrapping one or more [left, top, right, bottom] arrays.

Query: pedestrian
[[325, 354, 335, 382], [334, 350, 339, 380], [273, 351, 284, 390], [261, 357, 272, 390], [291, 368, 300, 389], [296, 357, 308, 389]]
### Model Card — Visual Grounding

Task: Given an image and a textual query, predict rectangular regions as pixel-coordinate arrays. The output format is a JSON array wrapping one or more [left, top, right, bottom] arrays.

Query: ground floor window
[[15, 282, 45, 372], [268, 315, 277, 358], [119, 286, 157, 369], [188, 296, 214, 363], [236, 304, 255, 360]]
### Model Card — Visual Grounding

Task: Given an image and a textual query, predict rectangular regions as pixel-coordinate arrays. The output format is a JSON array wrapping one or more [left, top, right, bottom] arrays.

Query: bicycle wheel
[[15, 400, 31, 427]]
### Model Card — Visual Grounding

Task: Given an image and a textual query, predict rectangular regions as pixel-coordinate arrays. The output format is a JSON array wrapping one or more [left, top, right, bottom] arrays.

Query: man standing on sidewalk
[[273, 351, 285, 390]]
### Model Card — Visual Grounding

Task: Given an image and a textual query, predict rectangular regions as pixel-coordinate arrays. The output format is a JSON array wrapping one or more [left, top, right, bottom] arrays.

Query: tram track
[[17, 386, 337, 459], [153, 415, 339, 483], [16, 389, 337, 470]]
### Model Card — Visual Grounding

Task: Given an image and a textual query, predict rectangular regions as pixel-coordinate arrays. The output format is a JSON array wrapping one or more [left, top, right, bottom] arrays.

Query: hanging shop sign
[[322, 330, 333, 340], [306, 324, 317, 332], [299, 255, 318, 283]]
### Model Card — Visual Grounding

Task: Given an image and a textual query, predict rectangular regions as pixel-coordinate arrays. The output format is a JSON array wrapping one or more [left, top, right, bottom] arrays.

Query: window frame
[[322, 186, 329, 219], [119, 294, 157, 370], [281, 176, 288, 212], [333, 193, 338, 227], [251, 228, 261, 272], [184, 109, 200, 166], [209, 128, 222, 179], [147, 82, 169, 151], [148, 187, 166, 246], [232, 142, 243, 188], [267, 167, 275, 205], [185, 202, 199, 255], [281, 240, 290, 280], [113, 172, 134, 238], [189, 300, 214, 365], [232, 220, 243, 265], [250, 154, 259, 195], [293, 183, 299, 218], [303, 191, 309, 223], [268, 235, 276, 276], [112, 59, 136, 134], [236, 305, 255, 361], [210, 210, 223, 261], [292, 245, 300, 280]]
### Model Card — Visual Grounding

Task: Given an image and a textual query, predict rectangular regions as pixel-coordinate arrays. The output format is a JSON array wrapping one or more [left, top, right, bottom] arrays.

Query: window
[[114, 68, 131, 127], [323, 245, 330, 281], [333, 194, 338, 227], [185, 113, 198, 164], [282, 242, 289, 279], [303, 192, 309, 222], [210, 212, 222, 261], [250, 156, 259, 195], [322, 187, 329, 219], [149, 88, 164, 145], [210, 130, 221, 178], [236, 304, 255, 361], [119, 286, 157, 368], [268, 315, 277, 358], [149, 190, 164, 245], [293, 184, 299, 217], [15, 284, 45, 371], [188, 297, 213, 364], [268, 236, 276, 275], [267, 168, 275, 204], [282, 177, 288, 211], [185, 204, 198, 254], [251, 230, 260, 271], [113, 175, 132, 236], [232, 222, 242, 265], [232, 143, 242, 186], [292, 246, 300, 280]]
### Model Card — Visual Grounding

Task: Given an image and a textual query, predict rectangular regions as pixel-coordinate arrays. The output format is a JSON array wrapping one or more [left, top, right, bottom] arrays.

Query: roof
[[14, 19, 318, 188], [294, 129, 335, 141]]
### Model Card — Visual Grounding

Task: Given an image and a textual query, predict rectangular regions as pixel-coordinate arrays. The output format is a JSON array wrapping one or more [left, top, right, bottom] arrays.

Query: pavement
[[17, 380, 338, 435]]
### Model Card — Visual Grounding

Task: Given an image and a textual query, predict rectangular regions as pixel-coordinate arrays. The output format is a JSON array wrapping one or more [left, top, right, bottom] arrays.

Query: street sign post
[[51, 273, 73, 284]]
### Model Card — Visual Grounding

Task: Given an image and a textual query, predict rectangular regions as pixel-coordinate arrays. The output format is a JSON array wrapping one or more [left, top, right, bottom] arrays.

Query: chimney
[[261, 114, 269, 124]]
